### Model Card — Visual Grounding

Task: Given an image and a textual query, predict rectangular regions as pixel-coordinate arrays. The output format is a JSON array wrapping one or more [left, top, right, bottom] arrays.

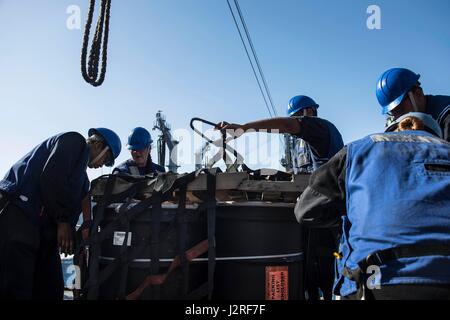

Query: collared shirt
[[113, 158, 166, 176], [289, 116, 344, 173], [0, 132, 90, 225], [425, 95, 450, 141]]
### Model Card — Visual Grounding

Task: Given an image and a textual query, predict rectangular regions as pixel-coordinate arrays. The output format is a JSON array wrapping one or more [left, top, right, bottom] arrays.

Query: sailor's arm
[[295, 147, 347, 227], [216, 117, 300, 135]]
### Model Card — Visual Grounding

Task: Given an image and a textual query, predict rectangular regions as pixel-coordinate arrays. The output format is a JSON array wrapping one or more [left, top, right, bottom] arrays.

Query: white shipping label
[[113, 231, 132, 246]]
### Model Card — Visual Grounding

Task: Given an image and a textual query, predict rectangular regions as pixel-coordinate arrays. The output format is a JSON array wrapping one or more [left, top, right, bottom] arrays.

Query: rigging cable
[[233, 0, 278, 117], [226, 0, 273, 117], [81, 0, 112, 87]]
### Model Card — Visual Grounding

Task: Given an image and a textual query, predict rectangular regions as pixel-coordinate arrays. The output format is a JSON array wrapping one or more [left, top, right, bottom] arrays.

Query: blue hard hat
[[287, 95, 319, 116], [385, 112, 442, 138], [376, 68, 421, 115], [88, 128, 122, 167], [127, 127, 153, 151]]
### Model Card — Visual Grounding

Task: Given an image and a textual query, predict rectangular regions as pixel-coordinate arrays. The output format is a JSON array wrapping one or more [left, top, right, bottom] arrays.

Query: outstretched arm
[[216, 117, 301, 135]]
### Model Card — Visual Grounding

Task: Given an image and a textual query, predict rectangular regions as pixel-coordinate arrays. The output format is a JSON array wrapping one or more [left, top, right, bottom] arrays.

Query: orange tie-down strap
[[126, 239, 209, 300]]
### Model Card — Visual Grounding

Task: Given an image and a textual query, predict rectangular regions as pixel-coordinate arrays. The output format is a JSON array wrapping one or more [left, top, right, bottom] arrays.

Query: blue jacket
[[0, 132, 90, 226], [113, 158, 166, 176], [341, 131, 450, 295]]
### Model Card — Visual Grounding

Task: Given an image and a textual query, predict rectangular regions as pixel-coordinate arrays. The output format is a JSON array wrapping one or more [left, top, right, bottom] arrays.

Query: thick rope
[[81, 0, 112, 87]]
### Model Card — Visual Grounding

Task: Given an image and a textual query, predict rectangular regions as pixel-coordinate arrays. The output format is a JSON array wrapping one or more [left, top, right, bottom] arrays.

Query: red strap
[[126, 239, 209, 300]]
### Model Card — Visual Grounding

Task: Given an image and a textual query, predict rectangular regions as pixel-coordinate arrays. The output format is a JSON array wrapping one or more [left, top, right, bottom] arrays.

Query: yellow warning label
[[265, 266, 289, 300]]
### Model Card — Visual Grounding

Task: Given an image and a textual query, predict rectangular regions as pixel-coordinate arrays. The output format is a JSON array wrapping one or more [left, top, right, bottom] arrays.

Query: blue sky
[[1, 0, 449, 179]]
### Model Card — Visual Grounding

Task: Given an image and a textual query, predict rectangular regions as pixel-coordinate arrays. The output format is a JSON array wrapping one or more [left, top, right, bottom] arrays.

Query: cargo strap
[[117, 201, 132, 300], [241, 164, 293, 181], [176, 184, 189, 298], [343, 243, 450, 287], [82, 172, 198, 299], [91, 174, 153, 204], [87, 174, 116, 300], [125, 170, 217, 300], [78, 173, 196, 251], [206, 171, 217, 300], [85, 217, 169, 299], [149, 193, 162, 299], [126, 240, 209, 300]]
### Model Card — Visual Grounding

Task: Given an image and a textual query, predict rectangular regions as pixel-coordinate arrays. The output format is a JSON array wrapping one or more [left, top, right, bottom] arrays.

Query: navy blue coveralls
[[296, 130, 450, 299], [113, 158, 166, 175], [290, 116, 344, 300], [0, 132, 90, 299], [424, 95, 450, 141]]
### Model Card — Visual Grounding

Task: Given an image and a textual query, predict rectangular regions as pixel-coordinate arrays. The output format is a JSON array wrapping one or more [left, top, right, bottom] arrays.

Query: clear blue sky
[[1, 0, 449, 179]]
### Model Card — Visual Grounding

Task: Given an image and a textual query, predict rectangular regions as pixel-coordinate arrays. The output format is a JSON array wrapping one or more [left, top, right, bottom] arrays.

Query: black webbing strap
[[91, 174, 151, 204], [343, 242, 450, 285], [222, 130, 227, 164], [77, 173, 192, 252], [359, 243, 450, 272], [117, 202, 131, 300], [206, 171, 217, 300], [75, 176, 149, 256], [176, 184, 189, 299], [95, 211, 188, 299], [83, 193, 166, 298], [149, 192, 163, 300], [83, 184, 165, 297], [187, 282, 209, 300], [87, 174, 116, 300], [83, 172, 199, 299]]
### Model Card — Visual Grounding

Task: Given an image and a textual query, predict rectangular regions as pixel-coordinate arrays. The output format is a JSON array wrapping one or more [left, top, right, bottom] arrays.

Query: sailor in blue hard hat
[[87, 127, 122, 168], [296, 112, 450, 299], [0, 128, 121, 299], [376, 68, 450, 140], [217, 95, 344, 300], [217, 95, 343, 174], [113, 127, 165, 175]]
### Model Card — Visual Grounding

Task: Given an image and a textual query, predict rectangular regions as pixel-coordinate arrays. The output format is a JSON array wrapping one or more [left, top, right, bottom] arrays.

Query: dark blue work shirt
[[425, 95, 450, 141], [0, 132, 90, 226], [290, 116, 344, 173], [113, 158, 166, 176]]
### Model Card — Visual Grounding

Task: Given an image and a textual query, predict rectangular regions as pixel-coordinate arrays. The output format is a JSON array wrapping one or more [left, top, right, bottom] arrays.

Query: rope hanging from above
[[81, 0, 112, 87]]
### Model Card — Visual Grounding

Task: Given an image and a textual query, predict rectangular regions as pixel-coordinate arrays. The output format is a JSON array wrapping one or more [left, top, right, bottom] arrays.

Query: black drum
[[214, 202, 304, 300], [98, 203, 207, 300], [94, 201, 304, 300]]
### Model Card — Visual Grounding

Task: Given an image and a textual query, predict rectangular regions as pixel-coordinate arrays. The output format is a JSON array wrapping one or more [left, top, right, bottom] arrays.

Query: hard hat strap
[[90, 146, 110, 166], [408, 91, 419, 112]]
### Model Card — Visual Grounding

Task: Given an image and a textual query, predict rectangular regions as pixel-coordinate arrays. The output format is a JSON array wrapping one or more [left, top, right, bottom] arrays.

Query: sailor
[[295, 112, 450, 299], [113, 127, 165, 175], [0, 128, 121, 299], [217, 95, 344, 300], [376, 67, 450, 140]]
